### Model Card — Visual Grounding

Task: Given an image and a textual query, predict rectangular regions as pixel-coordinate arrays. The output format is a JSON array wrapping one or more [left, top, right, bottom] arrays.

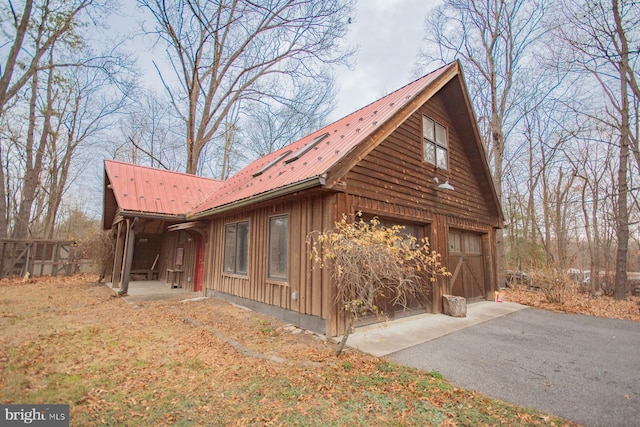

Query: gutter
[[189, 175, 326, 220], [117, 211, 187, 222]]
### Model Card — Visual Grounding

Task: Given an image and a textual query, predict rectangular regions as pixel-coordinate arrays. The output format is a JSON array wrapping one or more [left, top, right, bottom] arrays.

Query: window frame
[[223, 220, 250, 276], [422, 115, 449, 169], [267, 214, 289, 281]]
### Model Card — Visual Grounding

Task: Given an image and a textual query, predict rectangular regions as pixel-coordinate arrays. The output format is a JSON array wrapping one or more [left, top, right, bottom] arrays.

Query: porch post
[[111, 221, 124, 288], [117, 217, 137, 296]]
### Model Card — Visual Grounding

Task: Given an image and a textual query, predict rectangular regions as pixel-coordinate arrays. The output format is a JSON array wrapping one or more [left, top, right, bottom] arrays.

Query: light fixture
[[434, 177, 455, 191]]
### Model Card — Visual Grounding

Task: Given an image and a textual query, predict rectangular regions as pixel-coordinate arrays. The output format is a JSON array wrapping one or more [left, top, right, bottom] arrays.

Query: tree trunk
[[13, 71, 51, 238], [334, 314, 355, 357], [614, 27, 630, 300], [0, 142, 7, 238]]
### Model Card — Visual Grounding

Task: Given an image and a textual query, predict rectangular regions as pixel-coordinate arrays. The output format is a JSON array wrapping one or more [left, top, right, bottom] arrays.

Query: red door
[[194, 236, 205, 293]]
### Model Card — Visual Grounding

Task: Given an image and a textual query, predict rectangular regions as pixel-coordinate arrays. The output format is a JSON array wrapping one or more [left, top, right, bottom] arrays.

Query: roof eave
[[189, 175, 327, 220], [117, 210, 188, 222]]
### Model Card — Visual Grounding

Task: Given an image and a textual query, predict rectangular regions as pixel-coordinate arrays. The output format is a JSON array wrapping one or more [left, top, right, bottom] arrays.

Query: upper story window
[[224, 221, 249, 275], [423, 115, 448, 169]]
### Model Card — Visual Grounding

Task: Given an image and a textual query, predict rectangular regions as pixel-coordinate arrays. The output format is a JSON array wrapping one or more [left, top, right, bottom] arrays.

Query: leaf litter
[[0, 275, 580, 426]]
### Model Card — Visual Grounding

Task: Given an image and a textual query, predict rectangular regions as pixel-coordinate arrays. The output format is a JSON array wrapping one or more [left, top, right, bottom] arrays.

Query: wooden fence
[[0, 239, 83, 279]]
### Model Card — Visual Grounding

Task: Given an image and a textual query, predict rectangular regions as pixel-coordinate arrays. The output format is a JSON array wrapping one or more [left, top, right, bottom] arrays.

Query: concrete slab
[[108, 280, 203, 303], [345, 301, 527, 357]]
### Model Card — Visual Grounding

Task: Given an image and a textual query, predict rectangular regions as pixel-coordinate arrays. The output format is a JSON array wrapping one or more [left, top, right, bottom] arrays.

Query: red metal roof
[[104, 160, 223, 216], [192, 62, 457, 216], [104, 62, 463, 221]]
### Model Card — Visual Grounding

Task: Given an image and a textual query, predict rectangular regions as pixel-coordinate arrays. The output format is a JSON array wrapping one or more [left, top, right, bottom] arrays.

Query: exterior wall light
[[434, 177, 455, 191]]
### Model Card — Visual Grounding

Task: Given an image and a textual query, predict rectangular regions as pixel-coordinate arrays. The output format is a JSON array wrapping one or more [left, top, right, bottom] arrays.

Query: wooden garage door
[[448, 230, 485, 300]]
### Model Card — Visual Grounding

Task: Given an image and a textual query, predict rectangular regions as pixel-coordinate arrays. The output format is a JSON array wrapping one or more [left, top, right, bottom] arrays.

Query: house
[[103, 61, 503, 336]]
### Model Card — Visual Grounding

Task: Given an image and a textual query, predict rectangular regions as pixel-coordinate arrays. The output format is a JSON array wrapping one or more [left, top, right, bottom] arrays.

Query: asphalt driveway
[[388, 308, 640, 427]]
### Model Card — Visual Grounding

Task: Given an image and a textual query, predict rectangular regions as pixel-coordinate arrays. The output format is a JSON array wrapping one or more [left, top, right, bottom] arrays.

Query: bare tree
[[0, 0, 132, 238], [557, 0, 639, 299], [0, 0, 108, 114], [39, 63, 132, 238], [567, 130, 615, 292], [139, 0, 354, 174], [114, 90, 181, 170], [242, 76, 337, 158]]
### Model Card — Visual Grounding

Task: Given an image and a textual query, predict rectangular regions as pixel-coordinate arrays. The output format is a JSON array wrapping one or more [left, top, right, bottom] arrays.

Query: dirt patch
[[0, 275, 577, 426]]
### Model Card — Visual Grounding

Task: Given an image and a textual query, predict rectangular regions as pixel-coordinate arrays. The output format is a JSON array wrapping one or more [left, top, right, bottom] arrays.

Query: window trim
[[223, 220, 250, 276], [267, 214, 289, 281], [422, 115, 449, 169]]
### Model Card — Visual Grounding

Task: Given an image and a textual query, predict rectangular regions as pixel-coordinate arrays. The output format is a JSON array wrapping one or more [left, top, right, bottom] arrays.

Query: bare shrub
[[529, 267, 576, 304], [77, 231, 114, 281], [308, 214, 450, 355]]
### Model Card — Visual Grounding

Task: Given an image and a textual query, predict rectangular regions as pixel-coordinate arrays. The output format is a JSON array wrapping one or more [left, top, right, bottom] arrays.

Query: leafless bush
[[77, 231, 114, 281], [529, 267, 577, 304], [308, 214, 450, 355]]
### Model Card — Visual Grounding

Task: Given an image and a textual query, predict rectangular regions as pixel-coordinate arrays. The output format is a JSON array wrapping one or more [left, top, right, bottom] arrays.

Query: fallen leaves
[[503, 285, 640, 321], [0, 275, 579, 426]]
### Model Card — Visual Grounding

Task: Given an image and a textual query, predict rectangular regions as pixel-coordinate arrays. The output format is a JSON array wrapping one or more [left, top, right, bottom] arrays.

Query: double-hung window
[[268, 215, 288, 280], [223, 221, 249, 275], [423, 115, 448, 169]]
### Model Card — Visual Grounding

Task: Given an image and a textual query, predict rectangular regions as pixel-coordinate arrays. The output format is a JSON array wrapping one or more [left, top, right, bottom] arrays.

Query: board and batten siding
[[160, 230, 198, 291], [203, 193, 336, 330], [343, 90, 499, 313], [346, 91, 495, 224]]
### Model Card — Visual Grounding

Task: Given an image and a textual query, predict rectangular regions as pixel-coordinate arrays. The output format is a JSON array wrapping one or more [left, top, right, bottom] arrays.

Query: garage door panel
[[449, 230, 485, 300]]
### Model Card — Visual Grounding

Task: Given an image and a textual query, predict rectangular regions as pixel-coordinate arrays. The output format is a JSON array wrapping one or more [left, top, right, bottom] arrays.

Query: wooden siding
[[346, 91, 494, 224], [204, 193, 335, 325], [160, 230, 198, 291]]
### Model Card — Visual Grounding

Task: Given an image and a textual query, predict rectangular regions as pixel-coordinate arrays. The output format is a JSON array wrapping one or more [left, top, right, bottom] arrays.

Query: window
[[464, 234, 482, 254], [449, 231, 462, 253], [268, 215, 288, 280], [423, 115, 448, 169], [223, 221, 249, 275], [449, 230, 482, 254], [367, 216, 423, 248]]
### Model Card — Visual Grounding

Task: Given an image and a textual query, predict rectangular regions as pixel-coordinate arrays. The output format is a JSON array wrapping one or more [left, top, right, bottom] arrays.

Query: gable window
[[423, 115, 448, 169], [223, 221, 249, 275], [268, 215, 288, 280]]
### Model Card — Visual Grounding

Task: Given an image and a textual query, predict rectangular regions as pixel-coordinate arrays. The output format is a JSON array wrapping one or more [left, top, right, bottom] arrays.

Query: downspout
[[117, 217, 137, 296]]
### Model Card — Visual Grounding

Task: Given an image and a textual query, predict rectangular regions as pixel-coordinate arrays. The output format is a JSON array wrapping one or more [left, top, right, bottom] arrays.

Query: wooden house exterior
[[103, 61, 503, 336]]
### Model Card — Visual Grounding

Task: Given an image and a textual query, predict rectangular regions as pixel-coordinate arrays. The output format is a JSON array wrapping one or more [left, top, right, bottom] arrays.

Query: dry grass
[[0, 275, 577, 426]]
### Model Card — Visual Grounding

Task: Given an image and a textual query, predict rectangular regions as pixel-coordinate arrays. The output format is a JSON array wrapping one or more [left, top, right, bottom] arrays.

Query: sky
[[123, 0, 440, 123], [329, 0, 439, 121]]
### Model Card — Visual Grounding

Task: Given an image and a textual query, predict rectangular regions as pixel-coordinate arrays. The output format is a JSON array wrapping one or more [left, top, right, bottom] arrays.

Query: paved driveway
[[388, 308, 640, 427]]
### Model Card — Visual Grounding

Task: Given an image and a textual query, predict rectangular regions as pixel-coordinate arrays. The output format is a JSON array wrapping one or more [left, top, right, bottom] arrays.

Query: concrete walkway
[[345, 301, 526, 357]]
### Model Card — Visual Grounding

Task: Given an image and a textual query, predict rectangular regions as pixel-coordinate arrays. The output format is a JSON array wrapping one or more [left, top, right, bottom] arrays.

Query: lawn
[[0, 276, 576, 426]]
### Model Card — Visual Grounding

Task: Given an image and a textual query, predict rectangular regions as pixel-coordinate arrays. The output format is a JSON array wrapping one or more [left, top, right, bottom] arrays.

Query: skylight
[[252, 150, 292, 177], [284, 132, 329, 164]]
